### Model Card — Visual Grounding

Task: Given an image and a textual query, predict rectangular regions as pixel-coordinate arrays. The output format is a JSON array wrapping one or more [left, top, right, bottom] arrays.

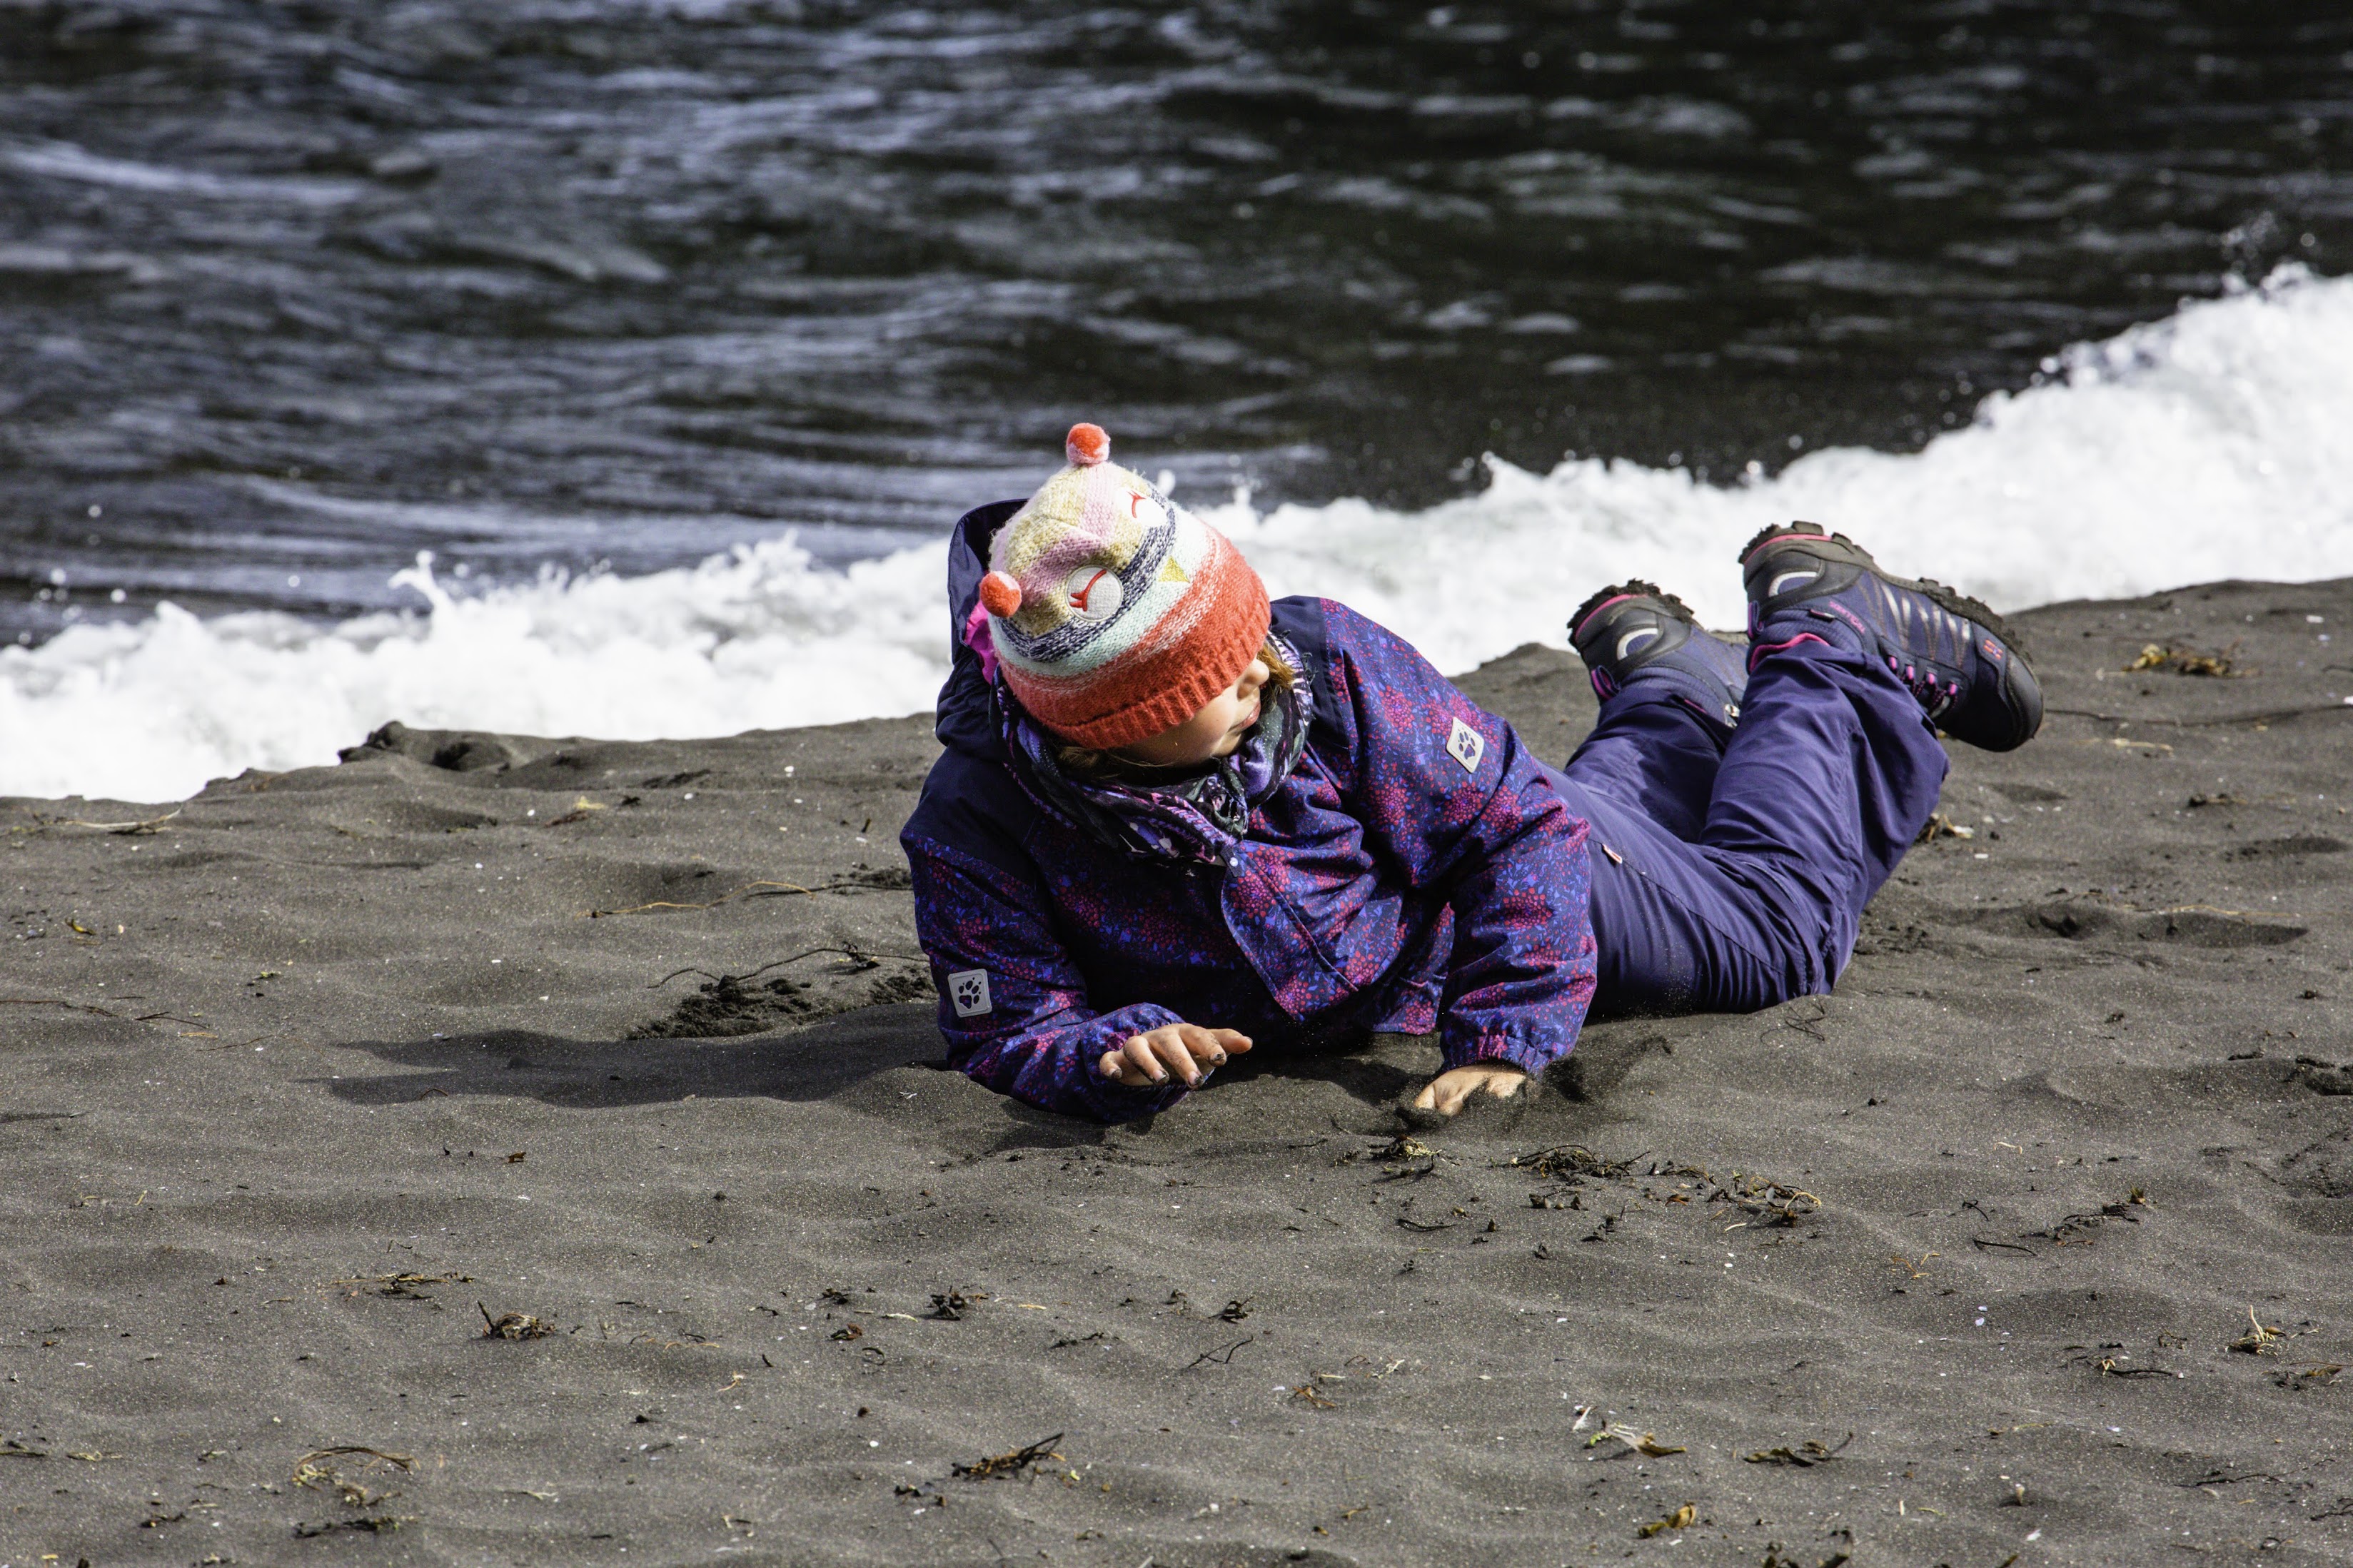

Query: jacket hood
[[934, 498, 1025, 761]]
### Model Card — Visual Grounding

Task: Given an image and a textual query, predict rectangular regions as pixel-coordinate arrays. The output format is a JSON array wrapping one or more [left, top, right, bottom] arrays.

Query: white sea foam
[[6, 265, 2352, 804], [1219, 264, 2353, 670]]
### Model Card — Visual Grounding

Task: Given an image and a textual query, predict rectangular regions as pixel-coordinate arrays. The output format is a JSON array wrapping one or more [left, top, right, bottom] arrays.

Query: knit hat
[[976, 423, 1270, 749]]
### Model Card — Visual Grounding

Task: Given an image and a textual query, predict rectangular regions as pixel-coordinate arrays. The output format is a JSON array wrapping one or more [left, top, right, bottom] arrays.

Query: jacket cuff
[[1439, 1023, 1570, 1079], [1061, 1004, 1196, 1123]]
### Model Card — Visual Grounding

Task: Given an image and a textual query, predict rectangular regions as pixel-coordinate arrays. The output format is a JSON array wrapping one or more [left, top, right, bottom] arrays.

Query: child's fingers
[[1106, 1028, 1204, 1086], [1097, 1025, 1249, 1088], [1094, 1037, 1148, 1085], [1410, 1065, 1529, 1116], [1119, 1032, 1176, 1084], [1152, 1030, 1211, 1086], [1175, 1023, 1236, 1070]]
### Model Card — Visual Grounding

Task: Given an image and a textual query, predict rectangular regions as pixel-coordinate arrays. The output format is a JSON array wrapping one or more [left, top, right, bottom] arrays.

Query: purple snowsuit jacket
[[901, 499, 1598, 1122]]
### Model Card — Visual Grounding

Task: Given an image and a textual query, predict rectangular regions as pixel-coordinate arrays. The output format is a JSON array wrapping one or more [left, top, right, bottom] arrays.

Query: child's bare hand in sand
[[1411, 1063, 1529, 1116], [1097, 1024, 1253, 1088]]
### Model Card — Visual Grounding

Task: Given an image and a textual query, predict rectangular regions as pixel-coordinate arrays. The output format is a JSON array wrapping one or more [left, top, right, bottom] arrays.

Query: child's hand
[[1096, 1024, 1253, 1088], [1410, 1063, 1529, 1116]]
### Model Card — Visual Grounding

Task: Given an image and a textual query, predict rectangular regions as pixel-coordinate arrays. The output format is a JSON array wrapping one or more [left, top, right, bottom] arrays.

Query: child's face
[[1112, 658, 1274, 768]]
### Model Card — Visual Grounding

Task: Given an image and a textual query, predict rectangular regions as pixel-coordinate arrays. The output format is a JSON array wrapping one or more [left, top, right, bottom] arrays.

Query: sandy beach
[[5, 575, 2352, 1567]]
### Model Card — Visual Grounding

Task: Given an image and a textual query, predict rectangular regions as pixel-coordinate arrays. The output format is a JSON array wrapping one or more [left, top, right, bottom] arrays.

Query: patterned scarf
[[1002, 638, 1314, 864]]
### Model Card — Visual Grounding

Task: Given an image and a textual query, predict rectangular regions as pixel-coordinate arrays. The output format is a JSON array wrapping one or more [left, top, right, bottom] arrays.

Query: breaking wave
[[6, 265, 2350, 803]]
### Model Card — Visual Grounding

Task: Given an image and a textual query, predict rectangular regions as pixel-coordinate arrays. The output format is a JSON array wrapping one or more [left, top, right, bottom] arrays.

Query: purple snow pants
[[1544, 639, 1950, 1018]]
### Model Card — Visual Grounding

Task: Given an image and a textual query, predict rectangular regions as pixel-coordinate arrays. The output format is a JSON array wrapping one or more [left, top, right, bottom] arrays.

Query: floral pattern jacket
[[901, 500, 1596, 1122]]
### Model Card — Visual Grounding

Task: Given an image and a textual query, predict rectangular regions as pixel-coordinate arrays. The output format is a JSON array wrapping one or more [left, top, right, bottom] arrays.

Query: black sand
[[5, 577, 2352, 1567]]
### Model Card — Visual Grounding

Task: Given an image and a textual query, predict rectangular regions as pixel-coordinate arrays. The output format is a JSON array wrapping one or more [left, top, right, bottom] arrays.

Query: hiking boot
[[1740, 522, 2043, 752], [1568, 580, 1746, 736]]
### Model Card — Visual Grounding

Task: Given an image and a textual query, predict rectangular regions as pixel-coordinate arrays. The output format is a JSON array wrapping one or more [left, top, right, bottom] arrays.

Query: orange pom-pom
[[1065, 423, 1109, 467], [978, 571, 1023, 618]]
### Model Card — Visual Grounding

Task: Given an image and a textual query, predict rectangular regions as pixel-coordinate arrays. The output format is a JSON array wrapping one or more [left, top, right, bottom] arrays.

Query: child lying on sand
[[902, 425, 2042, 1122]]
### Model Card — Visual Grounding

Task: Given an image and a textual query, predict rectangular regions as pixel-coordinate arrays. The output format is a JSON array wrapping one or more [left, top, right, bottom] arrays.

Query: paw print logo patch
[[948, 968, 993, 1018], [1446, 717, 1485, 775]]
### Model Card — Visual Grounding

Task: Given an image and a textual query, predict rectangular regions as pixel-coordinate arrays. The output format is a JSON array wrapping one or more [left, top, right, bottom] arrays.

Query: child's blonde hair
[[1056, 641, 1296, 780]]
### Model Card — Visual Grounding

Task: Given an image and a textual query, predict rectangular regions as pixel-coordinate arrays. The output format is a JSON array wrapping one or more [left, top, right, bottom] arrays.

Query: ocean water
[[10, 5, 2353, 634], [7, 4, 2353, 799], [6, 263, 2349, 804]]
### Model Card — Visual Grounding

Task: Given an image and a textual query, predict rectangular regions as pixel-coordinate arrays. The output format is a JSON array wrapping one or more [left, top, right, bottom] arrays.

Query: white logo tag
[[1446, 717, 1485, 775], [947, 968, 993, 1018]]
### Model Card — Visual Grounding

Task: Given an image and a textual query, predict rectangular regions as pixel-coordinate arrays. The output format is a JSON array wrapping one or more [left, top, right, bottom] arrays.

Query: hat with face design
[[977, 423, 1271, 749]]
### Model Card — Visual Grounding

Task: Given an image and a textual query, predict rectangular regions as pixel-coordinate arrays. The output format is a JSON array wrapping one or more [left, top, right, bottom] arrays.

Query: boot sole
[[1568, 578, 1696, 640]]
